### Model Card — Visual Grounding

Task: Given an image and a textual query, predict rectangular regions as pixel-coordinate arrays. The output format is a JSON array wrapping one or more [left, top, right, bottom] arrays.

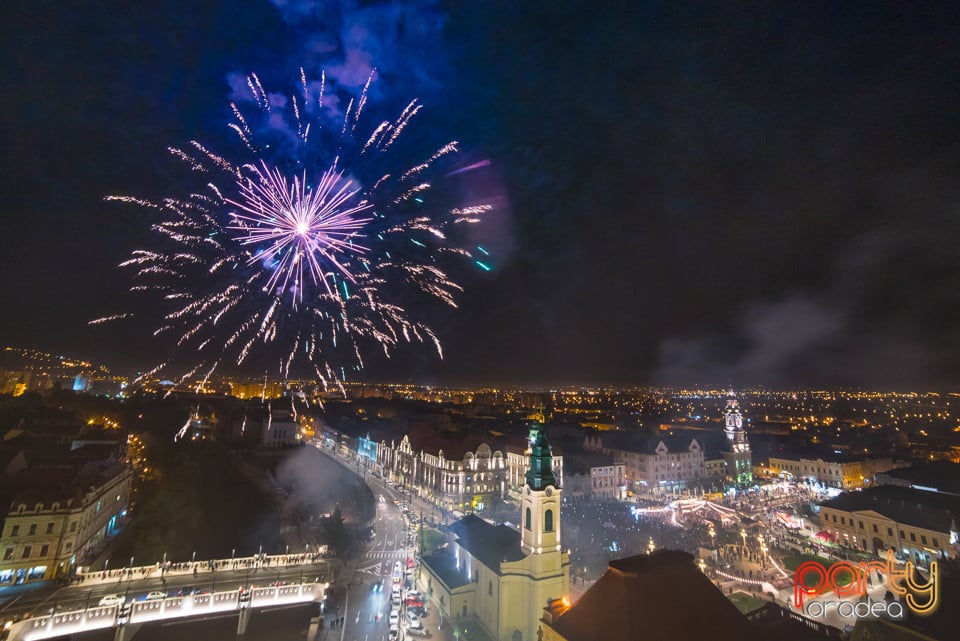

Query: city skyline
[[3, 2, 960, 388]]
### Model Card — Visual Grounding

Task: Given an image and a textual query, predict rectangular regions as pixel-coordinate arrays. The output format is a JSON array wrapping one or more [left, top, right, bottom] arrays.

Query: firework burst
[[99, 69, 488, 391]]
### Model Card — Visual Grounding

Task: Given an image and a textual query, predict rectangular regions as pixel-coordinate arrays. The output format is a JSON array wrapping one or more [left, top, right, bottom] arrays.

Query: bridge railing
[[74, 552, 329, 588], [10, 582, 326, 641]]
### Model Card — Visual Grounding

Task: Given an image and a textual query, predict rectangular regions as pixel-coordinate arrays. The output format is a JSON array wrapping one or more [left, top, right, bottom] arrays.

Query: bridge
[[6, 581, 326, 641]]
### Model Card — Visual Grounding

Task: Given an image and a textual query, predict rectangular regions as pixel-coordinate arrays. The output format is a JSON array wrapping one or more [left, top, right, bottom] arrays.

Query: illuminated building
[[764, 454, 902, 489], [818, 486, 959, 565], [419, 424, 569, 641], [561, 453, 626, 501], [378, 435, 508, 511], [260, 409, 301, 448], [0, 463, 132, 585], [584, 433, 706, 493], [720, 390, 753, 485]]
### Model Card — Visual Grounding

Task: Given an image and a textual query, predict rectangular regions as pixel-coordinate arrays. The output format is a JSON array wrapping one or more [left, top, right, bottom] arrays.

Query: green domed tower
[[525, 424, 558, 491]]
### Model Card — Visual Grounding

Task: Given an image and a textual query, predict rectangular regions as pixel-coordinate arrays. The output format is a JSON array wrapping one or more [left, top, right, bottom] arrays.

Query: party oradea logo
[[794, 550, 939, 620]]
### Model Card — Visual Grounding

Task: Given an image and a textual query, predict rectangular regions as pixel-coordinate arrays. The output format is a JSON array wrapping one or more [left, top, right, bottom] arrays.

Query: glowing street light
[[647, 537, 656, 554]]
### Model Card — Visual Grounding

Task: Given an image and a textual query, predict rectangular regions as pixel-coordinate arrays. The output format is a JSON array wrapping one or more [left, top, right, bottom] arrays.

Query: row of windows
[[2, 542, 66, 561], [7, 521, 76, 538], [826, 512, 941, 548]]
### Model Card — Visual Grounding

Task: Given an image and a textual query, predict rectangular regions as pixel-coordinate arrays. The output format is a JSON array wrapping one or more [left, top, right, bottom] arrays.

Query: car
[[373, 579, 383, 592], [391, 591, 401, 606], [406, 611, 420, 625], [406, 626, 429, 637], [389, 611, 399, 626], [405, 596, 424, 608], [389, 624, 400, 641], [98, 594, 125, 607], [145, 591, 166, 601]]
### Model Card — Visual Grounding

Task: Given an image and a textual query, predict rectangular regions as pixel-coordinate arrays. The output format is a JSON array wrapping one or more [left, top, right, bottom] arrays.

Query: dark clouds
[[1, 1, 959, 387]]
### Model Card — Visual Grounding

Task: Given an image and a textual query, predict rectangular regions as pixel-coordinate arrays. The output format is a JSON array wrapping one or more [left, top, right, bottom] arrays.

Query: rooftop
[[563, 452, 617, 475], [420, 553, 474, 591], [547, 550, 755, 641], [820, 486, 960, 533], [449, 514, 526, 571], [878, 461, 960, 496]]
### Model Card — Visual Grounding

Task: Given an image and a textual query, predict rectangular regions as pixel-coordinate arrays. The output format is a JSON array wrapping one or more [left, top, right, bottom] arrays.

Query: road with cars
[[1, 443, 436, 641], [313, 444, 436, 641]]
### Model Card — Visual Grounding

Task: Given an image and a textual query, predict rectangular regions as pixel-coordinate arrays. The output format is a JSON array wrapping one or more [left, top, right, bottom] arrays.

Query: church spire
[[525, 423, 558, 491]]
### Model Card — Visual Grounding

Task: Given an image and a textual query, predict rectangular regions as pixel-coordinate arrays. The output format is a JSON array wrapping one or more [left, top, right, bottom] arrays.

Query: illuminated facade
[[818, 486, 960, 567], [0, 463, 132, 585], [377, 435, 508, 511], [585, 434, 706, 492], [419, 424, 569, 641], [562, 454, 626, 501], [765, 455, 900, 489], [720, 390, 752, 485], [260, 409, 301, 448]]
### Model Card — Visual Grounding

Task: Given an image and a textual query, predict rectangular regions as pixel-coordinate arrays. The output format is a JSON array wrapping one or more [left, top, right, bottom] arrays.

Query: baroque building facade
[[420, 424, 570, 641]]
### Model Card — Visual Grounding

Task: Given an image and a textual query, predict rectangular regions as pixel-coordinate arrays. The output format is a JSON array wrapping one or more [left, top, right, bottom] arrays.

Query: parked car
[[389, 611, 399, 626], [145, 591, 166, 601], [389, 624, 400, 641], [98, 594, 125, 607]]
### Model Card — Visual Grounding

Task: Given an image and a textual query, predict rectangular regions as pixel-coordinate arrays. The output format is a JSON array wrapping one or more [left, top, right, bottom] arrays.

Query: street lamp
[[647, 537, 656, 554], [740, 529, 747, 549]]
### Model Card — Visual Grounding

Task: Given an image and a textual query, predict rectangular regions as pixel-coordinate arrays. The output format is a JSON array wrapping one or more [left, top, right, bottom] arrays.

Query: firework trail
[[98, 69, 489, 389]]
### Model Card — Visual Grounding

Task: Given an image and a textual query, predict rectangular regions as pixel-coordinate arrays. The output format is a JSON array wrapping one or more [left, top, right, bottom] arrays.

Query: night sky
[[2, 1, 960, 387]]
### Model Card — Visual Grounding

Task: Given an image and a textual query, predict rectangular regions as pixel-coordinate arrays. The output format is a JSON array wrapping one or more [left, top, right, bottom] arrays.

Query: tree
[[324, 506, 347, 553]]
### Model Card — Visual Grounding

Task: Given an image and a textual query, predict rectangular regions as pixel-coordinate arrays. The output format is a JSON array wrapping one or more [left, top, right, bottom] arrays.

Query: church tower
[[724, 390, 750, 453], [521, 423, 561, 555], [721, 390, 753, 485]]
